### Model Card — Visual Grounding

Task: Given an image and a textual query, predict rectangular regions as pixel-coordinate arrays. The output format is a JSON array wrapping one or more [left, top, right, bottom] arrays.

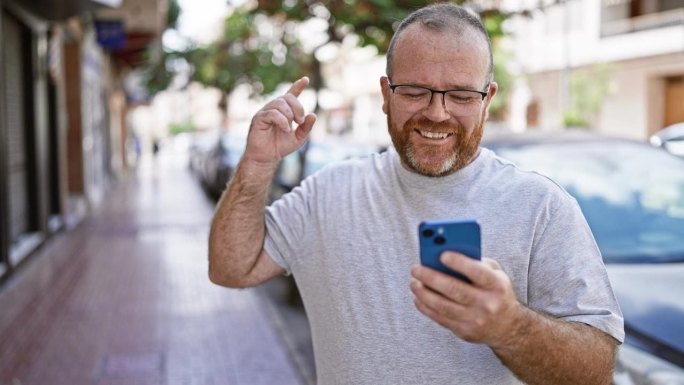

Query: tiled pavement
[[0, 149, 309, 385]]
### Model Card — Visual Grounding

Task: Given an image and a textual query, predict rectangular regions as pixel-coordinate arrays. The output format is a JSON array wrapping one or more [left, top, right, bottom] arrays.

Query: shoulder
[[475, 148, 579, 217], [481, 148, 574, 199]]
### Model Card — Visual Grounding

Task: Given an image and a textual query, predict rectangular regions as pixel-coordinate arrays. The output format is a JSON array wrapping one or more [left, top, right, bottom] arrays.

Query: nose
[[422, 92, 450, 122]]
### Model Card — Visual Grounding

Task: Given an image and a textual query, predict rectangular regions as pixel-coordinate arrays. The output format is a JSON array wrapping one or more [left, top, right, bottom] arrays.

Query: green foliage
[[562, 110, 589, 129], [482, 11, 506, 39], [489, 45, 512, 120], [166, 0, 181, 30], [257, 0, 452, 54], [168, 121, 194, 136], [150, 0, 522, 113], [185, 8, 309, 96], [563, 64, 614, 128], [141, 0, 182, 97], [142, 50, 183, 96], [255, 0, 514, 116]]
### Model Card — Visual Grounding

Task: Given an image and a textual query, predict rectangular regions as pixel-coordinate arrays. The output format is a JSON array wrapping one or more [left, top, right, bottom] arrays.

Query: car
[[188, 130, 219, 179], [189, 132, 247, 201], [268, 139, 384, 203], [481, 130, 684, 382], [200, 133, 247, 200], [650, 122, 684, 158]]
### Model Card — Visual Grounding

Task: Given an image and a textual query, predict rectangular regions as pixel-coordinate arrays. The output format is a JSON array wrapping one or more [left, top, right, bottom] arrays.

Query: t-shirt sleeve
[[264, 176, 316, 275], [528, 195, 625, 343]]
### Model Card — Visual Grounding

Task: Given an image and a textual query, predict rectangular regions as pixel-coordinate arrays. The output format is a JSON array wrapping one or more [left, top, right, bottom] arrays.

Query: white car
[[482, 130, 684, 384], [651, 123, 684, 158]]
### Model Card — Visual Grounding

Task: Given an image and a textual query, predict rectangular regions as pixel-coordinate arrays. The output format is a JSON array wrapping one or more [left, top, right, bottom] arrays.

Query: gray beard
[[405, 145, 458, 177], [387, 104, 487, 177]]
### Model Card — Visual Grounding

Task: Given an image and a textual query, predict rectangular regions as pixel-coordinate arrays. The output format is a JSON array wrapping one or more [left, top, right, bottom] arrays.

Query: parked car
[[188, 131, 247, 201], [200, 133, 247, 200], [482, 130, 684, 382], [650, 122, 684, 158], [188, 130, 219, 179], [268, 139, 384, 203]]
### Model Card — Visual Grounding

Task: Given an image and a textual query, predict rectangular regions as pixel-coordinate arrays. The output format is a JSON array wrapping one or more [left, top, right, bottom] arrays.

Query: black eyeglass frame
[[387, 81, 490, 102]]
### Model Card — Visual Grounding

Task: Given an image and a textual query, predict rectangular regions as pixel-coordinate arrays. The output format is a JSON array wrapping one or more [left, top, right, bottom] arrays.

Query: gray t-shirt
[[264, 146, 624, 385]]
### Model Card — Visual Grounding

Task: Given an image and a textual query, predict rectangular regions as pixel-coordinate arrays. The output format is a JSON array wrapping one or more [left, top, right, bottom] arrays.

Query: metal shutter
[[3, 13, 30, 243]]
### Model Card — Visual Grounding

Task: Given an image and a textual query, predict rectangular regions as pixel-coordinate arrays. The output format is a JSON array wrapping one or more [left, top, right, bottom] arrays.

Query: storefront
[[0, 0, 120, 282]]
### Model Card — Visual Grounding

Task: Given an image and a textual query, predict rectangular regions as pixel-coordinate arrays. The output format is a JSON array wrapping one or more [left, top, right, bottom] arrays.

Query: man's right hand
[[208, 77, 315, 288], [244, 77, 317, 168]]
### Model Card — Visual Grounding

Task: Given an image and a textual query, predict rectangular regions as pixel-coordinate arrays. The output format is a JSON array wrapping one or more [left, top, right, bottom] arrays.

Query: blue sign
[[95, 20, 126, 50]]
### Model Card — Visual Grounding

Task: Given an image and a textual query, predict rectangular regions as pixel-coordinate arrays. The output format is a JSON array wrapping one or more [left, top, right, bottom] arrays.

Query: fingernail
[[410, 279, 420, 291], [441, 253, 453, 264]]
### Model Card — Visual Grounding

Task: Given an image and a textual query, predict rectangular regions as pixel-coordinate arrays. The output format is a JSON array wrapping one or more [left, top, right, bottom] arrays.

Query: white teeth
[[418, 130, 450, 139]]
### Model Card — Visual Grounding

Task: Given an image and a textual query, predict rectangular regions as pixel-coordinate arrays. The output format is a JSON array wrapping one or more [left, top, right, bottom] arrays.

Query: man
[[209, 4, 624, 384]]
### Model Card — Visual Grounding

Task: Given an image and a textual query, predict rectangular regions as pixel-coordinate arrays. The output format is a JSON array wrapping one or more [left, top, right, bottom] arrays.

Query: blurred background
[[0, 0, 682, 384]]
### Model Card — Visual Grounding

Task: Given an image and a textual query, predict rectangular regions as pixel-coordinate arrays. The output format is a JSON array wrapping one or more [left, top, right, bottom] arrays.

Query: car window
[[278, 152, 303, 187], [220, 135, 247, 167], [303, 142, 377, 177], [495, 142, 684, 263]]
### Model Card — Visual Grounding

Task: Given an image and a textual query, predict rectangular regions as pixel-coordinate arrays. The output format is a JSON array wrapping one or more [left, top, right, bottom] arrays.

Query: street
[[0, 149, 308, 385]]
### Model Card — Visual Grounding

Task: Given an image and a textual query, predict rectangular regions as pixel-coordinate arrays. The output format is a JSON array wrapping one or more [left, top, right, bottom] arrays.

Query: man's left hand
[[410, 252, 524, 347]]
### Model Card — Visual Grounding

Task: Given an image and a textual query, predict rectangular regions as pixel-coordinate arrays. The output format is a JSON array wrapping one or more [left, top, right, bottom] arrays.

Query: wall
[[506, 0, 684, 138], [599, 53, 684, 139]]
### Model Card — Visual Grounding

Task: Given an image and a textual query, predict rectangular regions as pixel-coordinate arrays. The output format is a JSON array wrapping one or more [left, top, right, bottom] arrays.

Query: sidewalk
[[0, 149, 304, 385]]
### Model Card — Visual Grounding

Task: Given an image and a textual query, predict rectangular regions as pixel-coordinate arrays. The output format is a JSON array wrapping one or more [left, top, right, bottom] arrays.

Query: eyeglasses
[[388, 81, 489, 117]]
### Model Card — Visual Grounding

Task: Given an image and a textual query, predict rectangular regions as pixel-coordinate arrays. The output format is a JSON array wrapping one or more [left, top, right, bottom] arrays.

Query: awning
[[18, 0, 122, 21]]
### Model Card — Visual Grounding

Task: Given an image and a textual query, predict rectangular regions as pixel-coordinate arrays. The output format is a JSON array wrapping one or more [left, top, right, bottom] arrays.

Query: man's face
[[386, 104, 486, 177], [381, 25, 497, 177]]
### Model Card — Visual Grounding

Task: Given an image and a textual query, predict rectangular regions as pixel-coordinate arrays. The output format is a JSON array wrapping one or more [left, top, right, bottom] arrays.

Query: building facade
[[0, 0, 167, 283], [506, 0, 684, 139]]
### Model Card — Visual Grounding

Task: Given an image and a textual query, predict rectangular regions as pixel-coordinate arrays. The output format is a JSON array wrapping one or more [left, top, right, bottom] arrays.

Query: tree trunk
[[218, 92, 229, 132]]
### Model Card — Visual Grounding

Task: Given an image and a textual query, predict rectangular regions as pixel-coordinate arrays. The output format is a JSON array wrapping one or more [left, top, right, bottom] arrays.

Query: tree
[[254, 0, 513, 118], [142, 0, 182, 96], [144, 3, 310, 129], [156, 6, 309, 127], [563, 64, 613, 129], [146, 1, 564, 127], [186, 8, 308, 97]]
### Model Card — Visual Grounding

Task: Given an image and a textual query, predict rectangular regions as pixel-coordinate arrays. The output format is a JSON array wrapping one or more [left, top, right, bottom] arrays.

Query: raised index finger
[[287, 76, 310, 97]]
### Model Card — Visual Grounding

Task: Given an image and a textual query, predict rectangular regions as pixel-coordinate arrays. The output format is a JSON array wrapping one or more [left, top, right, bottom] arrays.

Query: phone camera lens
[[434, 236, 446, 245], [423, 229, 434, 238]]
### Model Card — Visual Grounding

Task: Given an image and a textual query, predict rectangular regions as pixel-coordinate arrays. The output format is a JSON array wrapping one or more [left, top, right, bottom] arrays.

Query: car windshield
[[493, 141, 684, 263], [220, 135, 247, 167], [304, 142, 377, 177]]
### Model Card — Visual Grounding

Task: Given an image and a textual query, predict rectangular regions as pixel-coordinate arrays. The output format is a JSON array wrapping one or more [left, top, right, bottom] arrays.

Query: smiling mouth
[[416, 129, 453, 139]]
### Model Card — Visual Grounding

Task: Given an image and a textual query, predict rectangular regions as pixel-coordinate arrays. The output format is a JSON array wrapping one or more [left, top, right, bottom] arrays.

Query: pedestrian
[[208, 4, 623, 385], [152, 138, 160, 156]]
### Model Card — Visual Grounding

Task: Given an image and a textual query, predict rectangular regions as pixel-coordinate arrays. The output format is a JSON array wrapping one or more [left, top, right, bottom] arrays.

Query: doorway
[[664, 75, 684, 127]]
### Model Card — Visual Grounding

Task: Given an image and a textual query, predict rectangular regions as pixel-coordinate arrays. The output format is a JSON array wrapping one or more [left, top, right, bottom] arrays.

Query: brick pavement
[[0, 150, 303, 385]]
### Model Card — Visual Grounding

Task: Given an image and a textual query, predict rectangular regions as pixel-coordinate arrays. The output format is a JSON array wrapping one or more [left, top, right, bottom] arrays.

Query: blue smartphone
[[418, 219, 481, 282]]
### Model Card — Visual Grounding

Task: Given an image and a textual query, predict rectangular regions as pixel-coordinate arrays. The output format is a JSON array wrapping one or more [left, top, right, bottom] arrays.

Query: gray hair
[[386, 3, 494, 85]]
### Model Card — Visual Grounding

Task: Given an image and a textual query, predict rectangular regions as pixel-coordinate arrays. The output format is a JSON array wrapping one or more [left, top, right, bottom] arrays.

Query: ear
[[483, 81, 498, 121], [380, 76, 391, 115]]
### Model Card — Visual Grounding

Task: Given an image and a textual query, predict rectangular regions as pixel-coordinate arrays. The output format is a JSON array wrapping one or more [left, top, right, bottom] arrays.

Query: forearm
[[208, 157, 277, 286], [492, 306, 618, 385]]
